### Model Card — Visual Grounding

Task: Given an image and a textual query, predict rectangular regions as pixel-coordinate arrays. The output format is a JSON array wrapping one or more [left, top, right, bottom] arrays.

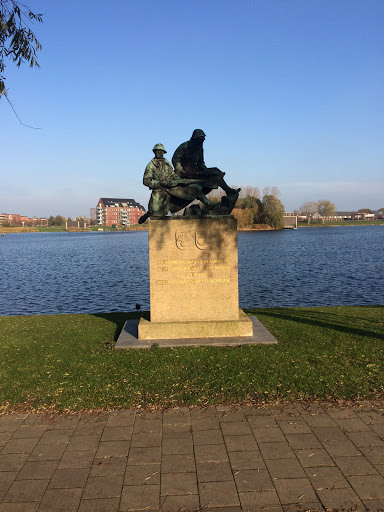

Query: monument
[[116, 130, 277, 348]]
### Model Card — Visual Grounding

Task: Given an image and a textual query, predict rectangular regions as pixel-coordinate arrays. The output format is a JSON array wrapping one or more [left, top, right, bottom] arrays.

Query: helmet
[[191, 129, 206, 139], [152, 143, 167, 153]]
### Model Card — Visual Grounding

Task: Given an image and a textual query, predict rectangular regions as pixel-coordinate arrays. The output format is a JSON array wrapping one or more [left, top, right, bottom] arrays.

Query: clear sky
[[2, 0, 383, 218]]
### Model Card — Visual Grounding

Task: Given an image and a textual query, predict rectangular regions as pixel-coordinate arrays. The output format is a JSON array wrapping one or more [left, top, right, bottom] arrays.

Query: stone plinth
[[138, 216, 253, 340]]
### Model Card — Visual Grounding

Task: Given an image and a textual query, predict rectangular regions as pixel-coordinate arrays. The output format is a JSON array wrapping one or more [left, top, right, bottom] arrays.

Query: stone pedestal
[[138, 216, 253, 340]]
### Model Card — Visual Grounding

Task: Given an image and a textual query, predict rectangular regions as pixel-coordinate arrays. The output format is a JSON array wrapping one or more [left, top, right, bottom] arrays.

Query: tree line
[[208, 185, 285, 229]]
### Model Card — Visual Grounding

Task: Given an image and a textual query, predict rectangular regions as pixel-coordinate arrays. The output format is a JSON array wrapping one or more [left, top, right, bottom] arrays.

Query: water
[[0, 226, 383, 316]]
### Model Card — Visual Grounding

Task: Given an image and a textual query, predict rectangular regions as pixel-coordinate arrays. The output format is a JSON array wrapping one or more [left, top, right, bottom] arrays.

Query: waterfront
[[0, 226, 383, 316]]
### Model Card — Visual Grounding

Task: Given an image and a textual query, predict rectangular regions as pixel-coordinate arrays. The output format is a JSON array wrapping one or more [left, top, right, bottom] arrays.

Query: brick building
[[96, 198, 146, 226], [0, 213, 48, 227]]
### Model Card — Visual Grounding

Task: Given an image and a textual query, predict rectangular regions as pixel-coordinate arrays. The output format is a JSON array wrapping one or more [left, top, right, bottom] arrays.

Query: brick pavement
[[1, 403, 384, 511]]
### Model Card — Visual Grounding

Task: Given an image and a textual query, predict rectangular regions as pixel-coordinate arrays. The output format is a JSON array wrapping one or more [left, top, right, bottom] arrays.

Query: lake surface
[[1, 226, 383, 316]]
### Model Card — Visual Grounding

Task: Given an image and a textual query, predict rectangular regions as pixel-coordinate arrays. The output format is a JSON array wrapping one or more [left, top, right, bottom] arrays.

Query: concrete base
[[138, 308, 253, 340], [115, 314, 278, 349]]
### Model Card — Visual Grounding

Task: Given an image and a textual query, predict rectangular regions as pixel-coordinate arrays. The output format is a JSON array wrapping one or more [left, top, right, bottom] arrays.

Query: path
[[1, 403, 384, 511]]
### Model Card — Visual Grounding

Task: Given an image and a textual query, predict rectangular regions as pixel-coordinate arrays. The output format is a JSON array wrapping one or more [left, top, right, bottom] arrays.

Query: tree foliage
[[317, 199, 335, 217], [0, 0, 43, 96], [261, 194, 284, 229]]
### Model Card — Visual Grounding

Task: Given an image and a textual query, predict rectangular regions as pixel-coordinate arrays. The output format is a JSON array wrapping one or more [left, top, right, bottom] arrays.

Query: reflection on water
[[0, 226, 383, 316]]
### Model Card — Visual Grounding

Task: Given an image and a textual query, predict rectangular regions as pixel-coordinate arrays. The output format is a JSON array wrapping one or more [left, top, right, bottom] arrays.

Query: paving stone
[[191, 417, 220, 431], [376, 465, 384, 476], [225, 435, 258, 452], [1, 438, 38, 454], [38, 430, 72, 445], [316, 486, 364, 511], [285, 433, 322, 450], [162, 437, 193, 455], [0, 432, 13, 444], [239, 489, 281, 508], [82, 475, 123, 499], [312, 426, 349, 442], [199, 480, 240, 507], [301, 415, 337, 428], [120, 484, 160, 511], [78, 498, 120, 512], [348, 474, 384, 499], [190, 406, 218, 420], [258, 442, 295, 460], [360, 447, 384, 465], [48, 467, 89, 488], [220, 421, 253, 436], [270, 406, 301, 420], [282, 502, 323, 512], [124, 463, 160, 485], [265, 458, 306, 479], [12, 425, 48, 439], [0, 454, 29, 472], [130, 432, 161, 447], [356, 411, 384, 425], [335, 418, 372, 432], [127, 447, 161, 465], [247, 417, 278, 429], [161, 472, 198, 496], [196, 461, 233, 482], [17, 460, 58, 480], [322, 439, 361, 457], [161, 454, 195, 473], [162, 408, 190, 425], [277, 421, 312, 435], [234, 469, 274, 492], [217, 409, 246, 423], [327, 409, 359, 420], [162, 423, 191, 437], [193, 429, 224, 445], [45, 416, 80, 430], [295, 403, 327, 415], [37, 487, 82, 511], [90, 457, 127, 477], [57, 449, 95, 469], [137, 410, 162, 420], [371, 424, 384, 438], [0, 416, 27, 433], [305, 466, 350, 489], [273, 477, 318, 505], [0, 472, 18, 492], [4, 479, 48, 502], [295, 449, 334, 468], [133, 419, 162, 434], [28, 443, 66, 461], [362, 498, 384, 512], [101, 427, 132, 442], [347, 431, 384, 447], [22, 415, 48, 426], [95, 440, 130, 458], [105, 411, 135, 428], [160, 494, 199, 512], [252, 428, 286, 443], [66, 435, 101, 451], [0, 503, 38, 511], [194, 443, 229, 463]]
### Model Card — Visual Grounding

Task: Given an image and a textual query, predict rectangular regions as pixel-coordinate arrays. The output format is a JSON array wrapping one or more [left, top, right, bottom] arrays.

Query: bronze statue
[[139, 131, 240, 223]]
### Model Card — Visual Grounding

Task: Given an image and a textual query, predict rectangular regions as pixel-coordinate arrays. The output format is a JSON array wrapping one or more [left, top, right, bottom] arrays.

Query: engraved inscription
[[195, 232, 209, 250]]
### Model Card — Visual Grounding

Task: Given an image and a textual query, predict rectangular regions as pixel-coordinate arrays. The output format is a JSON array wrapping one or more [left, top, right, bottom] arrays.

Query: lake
[[1, 226, 383, 316]]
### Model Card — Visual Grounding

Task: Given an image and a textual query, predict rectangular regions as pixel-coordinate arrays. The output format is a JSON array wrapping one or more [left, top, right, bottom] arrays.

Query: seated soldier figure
[[172, 129, 240, 198], [139, 143, 217, 224]]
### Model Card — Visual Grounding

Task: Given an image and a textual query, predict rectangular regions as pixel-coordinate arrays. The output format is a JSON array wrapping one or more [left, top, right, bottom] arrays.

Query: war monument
[[116, 129, 277, 348]]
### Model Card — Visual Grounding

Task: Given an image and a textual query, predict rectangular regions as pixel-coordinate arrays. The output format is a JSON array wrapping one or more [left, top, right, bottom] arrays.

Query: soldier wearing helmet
[[172, 129, 240, 197], [139, 143, 217, 223]]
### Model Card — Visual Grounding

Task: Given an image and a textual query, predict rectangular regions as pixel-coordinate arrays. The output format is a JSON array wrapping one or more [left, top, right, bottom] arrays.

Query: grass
[[0, 306, 383, 412]]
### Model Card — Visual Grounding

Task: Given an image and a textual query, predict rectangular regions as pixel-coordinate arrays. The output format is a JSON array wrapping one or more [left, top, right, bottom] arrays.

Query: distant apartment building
[[0, 213, 48, 227], [90, 208, 96, 220], [96, 198, 146, 226]]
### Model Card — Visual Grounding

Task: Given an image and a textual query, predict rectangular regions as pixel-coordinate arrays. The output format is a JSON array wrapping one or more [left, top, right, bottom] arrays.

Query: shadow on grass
[[92, 311, 149, 342], [249, 306, 384, 341]]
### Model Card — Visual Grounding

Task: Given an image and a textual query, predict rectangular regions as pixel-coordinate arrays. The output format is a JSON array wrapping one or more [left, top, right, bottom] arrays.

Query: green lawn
[[0, 306, 383, 412]]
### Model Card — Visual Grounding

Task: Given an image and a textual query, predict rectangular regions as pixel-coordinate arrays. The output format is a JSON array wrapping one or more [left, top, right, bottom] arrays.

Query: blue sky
[[2, 0, 383, 218]]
